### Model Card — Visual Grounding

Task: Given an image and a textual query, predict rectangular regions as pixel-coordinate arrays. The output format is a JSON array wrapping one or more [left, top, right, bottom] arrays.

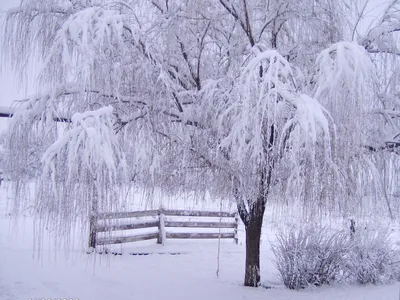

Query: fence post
[[88, 192, 98, 249], [234, 213, 239, 244], [157, 209, 166, 245], [88, 213, 97, 249]]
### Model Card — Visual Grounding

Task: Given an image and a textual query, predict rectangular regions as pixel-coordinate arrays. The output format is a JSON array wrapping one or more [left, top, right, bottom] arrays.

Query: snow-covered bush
[[272, 225, 400, 289], [271, 226, 349, 289], [346, 228, 399, 284]]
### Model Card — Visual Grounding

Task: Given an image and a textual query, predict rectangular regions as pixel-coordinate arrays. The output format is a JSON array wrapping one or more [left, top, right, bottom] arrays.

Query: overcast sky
[[0, 0, 392, 132]]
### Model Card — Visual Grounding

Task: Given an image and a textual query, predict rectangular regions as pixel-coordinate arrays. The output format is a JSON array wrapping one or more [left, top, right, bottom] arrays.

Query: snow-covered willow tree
[[313, 1, 400, 218], [3, 0, 400, 287]]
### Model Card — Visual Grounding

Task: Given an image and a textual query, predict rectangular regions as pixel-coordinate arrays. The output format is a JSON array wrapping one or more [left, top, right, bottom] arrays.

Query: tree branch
[[219, 0, 254, 46]]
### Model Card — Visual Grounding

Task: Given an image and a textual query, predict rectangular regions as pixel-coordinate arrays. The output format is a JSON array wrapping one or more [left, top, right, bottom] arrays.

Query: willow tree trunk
[[244, 214, 263, 286], [235, 164, 270, 286], [239, 195, 266, 287]]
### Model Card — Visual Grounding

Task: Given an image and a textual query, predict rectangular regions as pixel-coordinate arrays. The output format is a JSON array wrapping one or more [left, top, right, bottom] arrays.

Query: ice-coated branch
[[360, 1, 400, 55], [314, 41, 374, 100], [43, 6, 125, 77], [36, 106, 127, 244], [218, 48, 332, 168], [42, 105, 126, 183]]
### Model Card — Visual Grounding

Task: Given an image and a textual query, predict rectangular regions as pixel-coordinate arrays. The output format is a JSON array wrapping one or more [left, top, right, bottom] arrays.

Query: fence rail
[[164, 221, 236, 228], [95, 221, 159, 233], [163, 210, 236, 218], [165, 232, 235, 239], [97, 210, 160, 219], [89, 209, 239, 248], [97, 233, 159, 245]]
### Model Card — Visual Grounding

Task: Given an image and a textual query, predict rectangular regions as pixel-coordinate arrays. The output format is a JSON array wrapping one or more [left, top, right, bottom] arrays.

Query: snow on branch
[[218, 48, 332, 169], [314, 41, 374, 101], [361, 1, 400, 54], [313, 41, 381, 159], [41, 105, 126, 185], [214, 47, 334, 208], [279, 91, 332, 157], [34, 106, 127, 249], [6, 2, 73, 16], [44, 6, 126, 80], [218, 49, 291, 165], [3, 84, 82, 186], [8, 84, 81, 130], [6, 82, 147, 132]]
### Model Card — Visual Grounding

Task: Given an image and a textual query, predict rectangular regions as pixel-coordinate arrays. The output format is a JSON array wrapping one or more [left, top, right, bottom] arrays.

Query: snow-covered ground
[[1, 183, 400, 300]]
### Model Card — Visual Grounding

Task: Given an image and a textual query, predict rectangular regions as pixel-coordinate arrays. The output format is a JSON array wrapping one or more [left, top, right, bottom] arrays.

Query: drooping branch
[[360, 1, 400, 55], [6, 5, 73, 17]]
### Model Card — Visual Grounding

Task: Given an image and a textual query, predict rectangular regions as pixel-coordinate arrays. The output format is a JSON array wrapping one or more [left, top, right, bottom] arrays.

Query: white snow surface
[[1, 183, 399, 300]]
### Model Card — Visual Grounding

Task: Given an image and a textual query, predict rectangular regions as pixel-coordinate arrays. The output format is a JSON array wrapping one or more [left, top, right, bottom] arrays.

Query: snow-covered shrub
[[346, 228, 399, 284], [272, 226, 349, 289]]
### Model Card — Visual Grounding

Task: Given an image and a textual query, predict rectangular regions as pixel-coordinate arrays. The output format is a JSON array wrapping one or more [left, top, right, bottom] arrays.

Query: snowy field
[[1, 183, 400, 300]]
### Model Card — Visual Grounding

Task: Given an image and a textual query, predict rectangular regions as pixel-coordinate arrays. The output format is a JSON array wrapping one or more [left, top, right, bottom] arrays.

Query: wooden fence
[[89, 209, 239, 248]]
